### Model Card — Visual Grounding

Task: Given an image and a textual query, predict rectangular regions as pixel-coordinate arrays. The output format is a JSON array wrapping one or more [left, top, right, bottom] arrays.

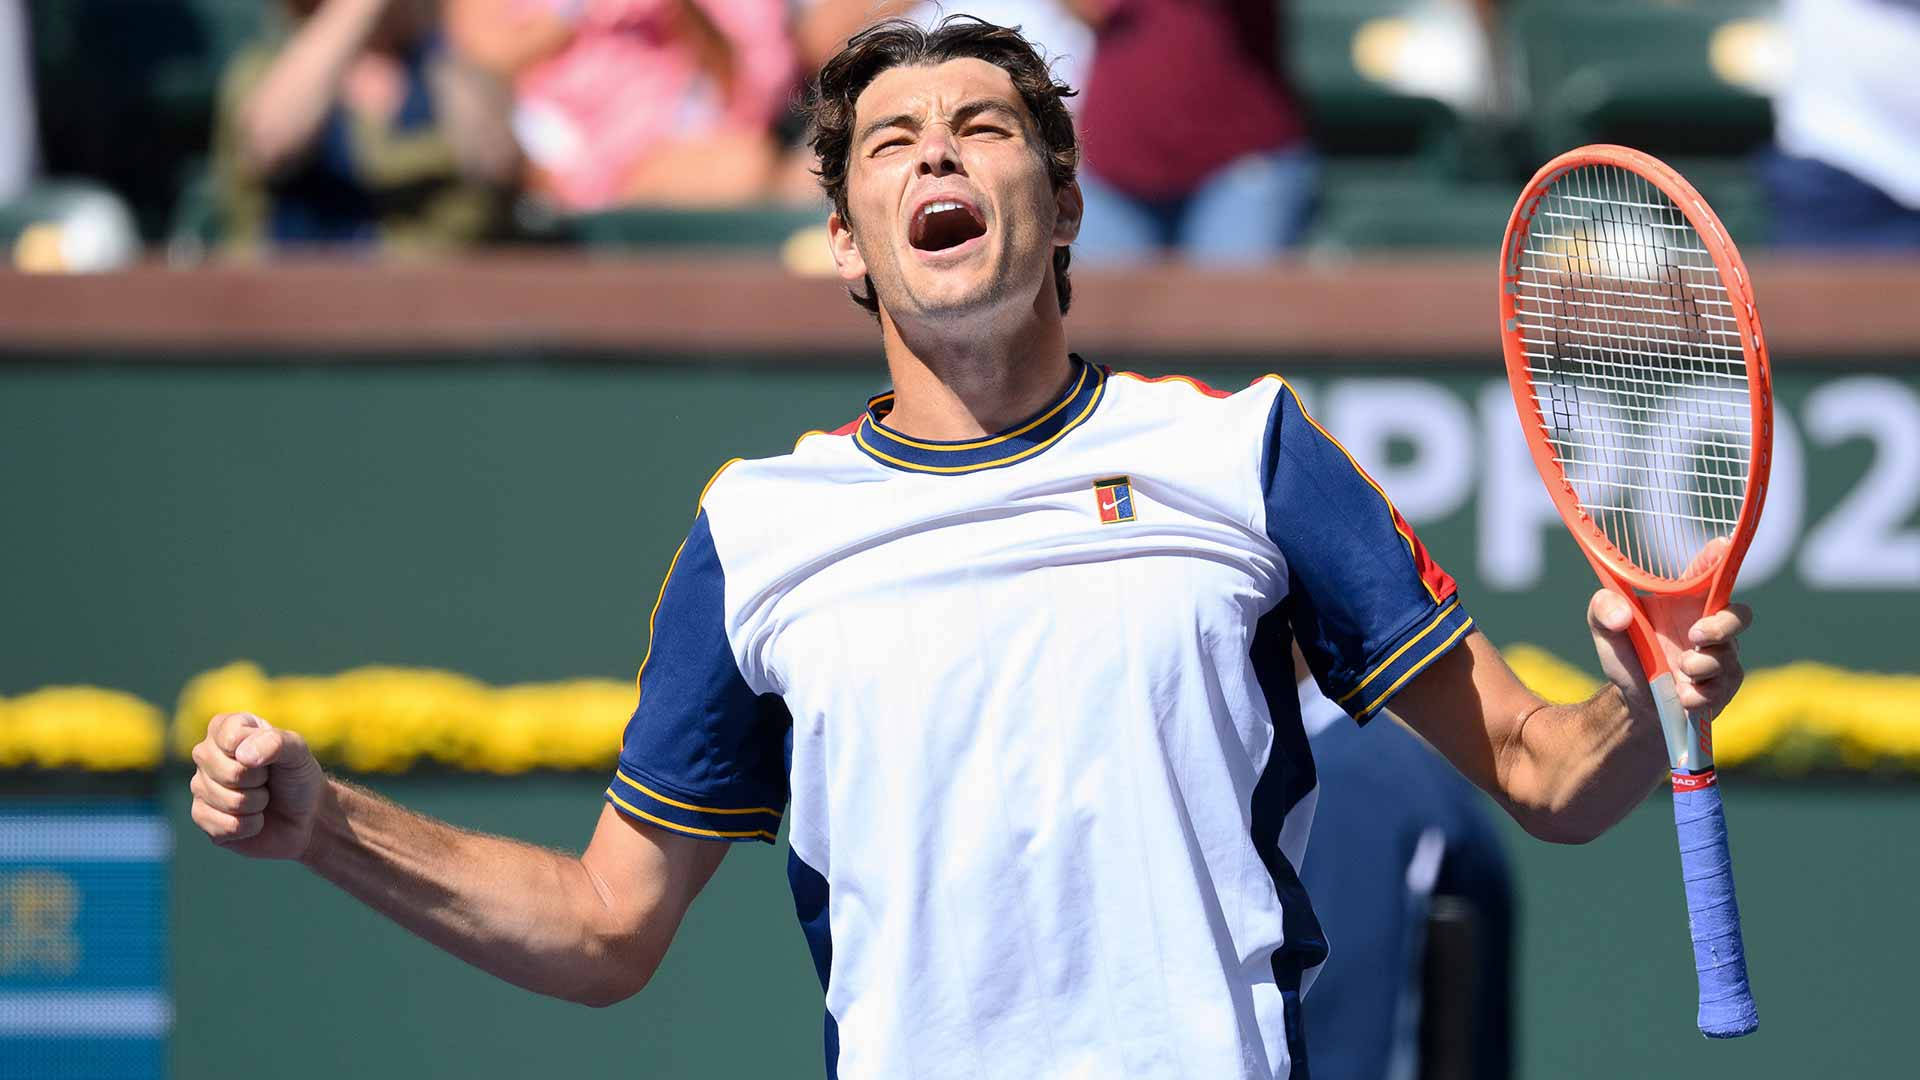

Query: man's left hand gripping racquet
[[1499, 145, 1769, 1038]]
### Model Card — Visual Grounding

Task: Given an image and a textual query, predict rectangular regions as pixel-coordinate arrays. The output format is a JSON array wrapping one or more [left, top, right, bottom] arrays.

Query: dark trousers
[[1763, 150, 1920, 248]]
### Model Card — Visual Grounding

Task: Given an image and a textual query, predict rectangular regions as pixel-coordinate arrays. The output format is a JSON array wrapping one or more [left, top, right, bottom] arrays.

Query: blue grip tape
[[1673, 777, 1760, 1038]]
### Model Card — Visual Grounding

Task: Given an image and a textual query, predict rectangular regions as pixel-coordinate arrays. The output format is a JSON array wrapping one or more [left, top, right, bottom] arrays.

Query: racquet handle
[[1672, 775, 1759, 1038]]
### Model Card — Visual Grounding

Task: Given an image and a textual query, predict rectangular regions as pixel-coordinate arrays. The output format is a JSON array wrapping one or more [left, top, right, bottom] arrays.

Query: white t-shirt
[[606, 358, 1473, 1079], [1774, 0, 1920, 208]]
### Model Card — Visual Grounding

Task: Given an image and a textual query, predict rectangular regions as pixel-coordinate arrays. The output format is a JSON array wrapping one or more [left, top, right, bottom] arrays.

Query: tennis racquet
[[1498, 144, 1769, 1038]]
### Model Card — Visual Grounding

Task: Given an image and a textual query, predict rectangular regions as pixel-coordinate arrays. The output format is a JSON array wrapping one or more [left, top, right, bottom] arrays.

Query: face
[[829, 58, 1080, 325]]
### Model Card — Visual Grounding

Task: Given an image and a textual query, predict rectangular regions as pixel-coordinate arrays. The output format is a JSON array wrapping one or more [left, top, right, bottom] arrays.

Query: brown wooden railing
[[2, 254, 1915, 360]]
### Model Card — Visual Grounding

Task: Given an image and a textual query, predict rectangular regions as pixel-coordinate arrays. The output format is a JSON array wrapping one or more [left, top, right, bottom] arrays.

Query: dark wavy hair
[[803, 16, 1080, 317]]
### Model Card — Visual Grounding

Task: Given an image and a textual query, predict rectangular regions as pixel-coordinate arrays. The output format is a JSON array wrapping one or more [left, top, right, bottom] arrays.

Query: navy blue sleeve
[[1261, 381, 1474, 723], [606, 510, 790, 843]]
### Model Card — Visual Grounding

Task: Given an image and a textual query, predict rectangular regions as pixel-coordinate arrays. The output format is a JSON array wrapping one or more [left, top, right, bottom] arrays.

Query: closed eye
[[870, 136, 911, 156]]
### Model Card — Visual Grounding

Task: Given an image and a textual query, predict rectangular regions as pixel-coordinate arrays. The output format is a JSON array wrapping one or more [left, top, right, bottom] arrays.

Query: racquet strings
[[1513, 164, 1753, 582]]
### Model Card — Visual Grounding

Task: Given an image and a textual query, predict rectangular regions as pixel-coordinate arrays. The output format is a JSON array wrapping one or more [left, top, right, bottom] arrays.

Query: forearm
[[299, 778, 661, 1005], [1062, 0, 1120, 31], [430, 57, 521, 185], [793, 0, 911, 72], [1498, 685, 1667, 843], [445, 0, 574, 76], [238, 0, 387, 177]]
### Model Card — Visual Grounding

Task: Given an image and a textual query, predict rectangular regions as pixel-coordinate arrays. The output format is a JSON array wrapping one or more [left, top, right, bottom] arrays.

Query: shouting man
[[189, 17, 1753, 1079]]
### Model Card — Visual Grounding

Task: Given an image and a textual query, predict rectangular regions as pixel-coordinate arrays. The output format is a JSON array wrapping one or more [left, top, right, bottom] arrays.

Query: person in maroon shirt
[[1068, 0, 1316, 262]]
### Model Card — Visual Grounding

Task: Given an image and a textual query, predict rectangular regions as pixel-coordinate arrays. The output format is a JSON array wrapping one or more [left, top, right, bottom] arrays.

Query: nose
[[915, 124, 964, 178]]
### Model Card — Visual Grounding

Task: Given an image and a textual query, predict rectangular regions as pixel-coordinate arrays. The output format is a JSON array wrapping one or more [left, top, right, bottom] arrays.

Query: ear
[[1052, 179, 1083, 246], [827, 209, 869, 286]]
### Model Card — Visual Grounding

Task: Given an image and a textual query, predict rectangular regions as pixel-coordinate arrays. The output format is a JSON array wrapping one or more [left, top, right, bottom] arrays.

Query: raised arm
[[1389, 592, 1751, 844], [444, 0, 576, 77], [235, 0, 393, 179], [427, 52, 522, 186], [188, 711, 725, 1006], [1254, 377, 1752, 845]]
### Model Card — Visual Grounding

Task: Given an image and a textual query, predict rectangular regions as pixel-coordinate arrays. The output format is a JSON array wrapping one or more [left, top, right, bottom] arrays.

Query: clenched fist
[[189, 712, 330, 860]]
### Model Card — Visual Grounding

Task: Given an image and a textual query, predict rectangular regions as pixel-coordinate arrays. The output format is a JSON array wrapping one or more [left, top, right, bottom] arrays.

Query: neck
[[873, 278, 1073, 440]]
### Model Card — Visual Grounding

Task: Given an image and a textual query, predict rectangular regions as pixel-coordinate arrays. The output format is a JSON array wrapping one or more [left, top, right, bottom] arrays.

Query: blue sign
[[0, 805, 169, 1080]]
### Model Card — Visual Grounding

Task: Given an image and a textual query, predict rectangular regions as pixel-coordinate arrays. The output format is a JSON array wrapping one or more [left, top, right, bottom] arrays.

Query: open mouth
[[910, 200, 987, 252]]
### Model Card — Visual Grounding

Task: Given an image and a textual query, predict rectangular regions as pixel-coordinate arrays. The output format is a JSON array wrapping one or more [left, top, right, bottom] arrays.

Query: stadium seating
[[1288, 0, 1475, 160], [0, 179, 141, 271], [20, 0, 1779, 256], [1304, 162, 1518, 252], [1289, 0, 1777, 251], [28, 0, 263, 241], [1289, 1, 1518, 250], [1507, 0, 1779, 160], [553, 204, 829, 253]]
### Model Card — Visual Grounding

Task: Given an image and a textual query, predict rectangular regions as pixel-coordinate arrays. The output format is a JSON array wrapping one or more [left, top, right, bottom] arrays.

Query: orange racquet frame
[[1499, 144, 1774, 701], [1499, 144, 1771, 1038]]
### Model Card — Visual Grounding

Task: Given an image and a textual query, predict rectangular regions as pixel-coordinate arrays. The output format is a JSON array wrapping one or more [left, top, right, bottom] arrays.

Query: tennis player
[[188, 17, 1754, 1079]]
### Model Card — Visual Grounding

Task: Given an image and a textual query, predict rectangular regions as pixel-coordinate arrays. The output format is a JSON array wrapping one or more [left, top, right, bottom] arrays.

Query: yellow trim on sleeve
[[605, 788, 778, 841], [854, 376, 1106, 474], [1357, 617, 1476, 719], [1335, 600, 1461, 705], [614, 769, 781, 818], [633, 458, 744, 693], [792, 429, 827, 451], [1278, 378, 1442, 604], [634, 538, 690, 694]]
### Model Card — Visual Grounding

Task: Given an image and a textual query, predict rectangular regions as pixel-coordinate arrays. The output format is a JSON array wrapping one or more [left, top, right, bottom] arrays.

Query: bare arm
[[427, 54, 521, 185], [303, 786, 724, 1005], [1390, 592, 1751, 843], [1060, 0, 1121, 32], [791, 0, 911, 74], [444, 0, 576, 77], [236, 0, 392, 179], [189, 712, 726, 1006]]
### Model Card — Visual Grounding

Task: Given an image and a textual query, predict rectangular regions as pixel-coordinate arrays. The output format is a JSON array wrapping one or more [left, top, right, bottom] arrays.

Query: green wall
[[157, 773, 1912, 1080], [6, 358, 1913, 709], [6, 354, 1915, 1078]]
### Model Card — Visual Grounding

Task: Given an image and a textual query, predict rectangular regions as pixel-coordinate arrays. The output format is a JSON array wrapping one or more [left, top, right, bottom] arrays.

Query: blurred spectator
[[216, 0, 519, 252], [448, 0, 796, 210], [0, 0, 35, 204], [1765, 0, 1920, 247], [1067, 0, 1314, 264], [1297, 660, 1514, 1080], [793, 2, 1091, 99]]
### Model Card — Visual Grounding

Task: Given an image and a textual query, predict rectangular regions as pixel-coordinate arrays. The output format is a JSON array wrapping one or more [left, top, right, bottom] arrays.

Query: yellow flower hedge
[[172, 662, 634, 774], [1503, 646, 1920, 773], [5, 650, 1920, 774], [0, 686, 166, 770]]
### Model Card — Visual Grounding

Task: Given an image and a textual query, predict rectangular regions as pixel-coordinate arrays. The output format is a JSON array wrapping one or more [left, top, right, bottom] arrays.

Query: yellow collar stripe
[[855, 374, 1105, 475]]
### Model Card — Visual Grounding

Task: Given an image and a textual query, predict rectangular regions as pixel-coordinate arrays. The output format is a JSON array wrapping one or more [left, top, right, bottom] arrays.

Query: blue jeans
[[1074, 146, 1319, 265], [1762, 150, 1920, 248]]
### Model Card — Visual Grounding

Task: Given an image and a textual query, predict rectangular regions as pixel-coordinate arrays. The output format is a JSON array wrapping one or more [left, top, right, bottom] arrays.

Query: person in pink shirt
[[449, 0, 797, 210]]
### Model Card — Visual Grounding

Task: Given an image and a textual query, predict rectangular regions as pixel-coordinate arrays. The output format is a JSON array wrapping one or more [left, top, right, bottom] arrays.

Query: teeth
[[921, 200, 965, 217]]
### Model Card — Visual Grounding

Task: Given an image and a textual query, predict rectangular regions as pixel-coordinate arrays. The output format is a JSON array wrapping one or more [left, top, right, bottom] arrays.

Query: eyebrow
[[856, 99, 1027, 148]]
